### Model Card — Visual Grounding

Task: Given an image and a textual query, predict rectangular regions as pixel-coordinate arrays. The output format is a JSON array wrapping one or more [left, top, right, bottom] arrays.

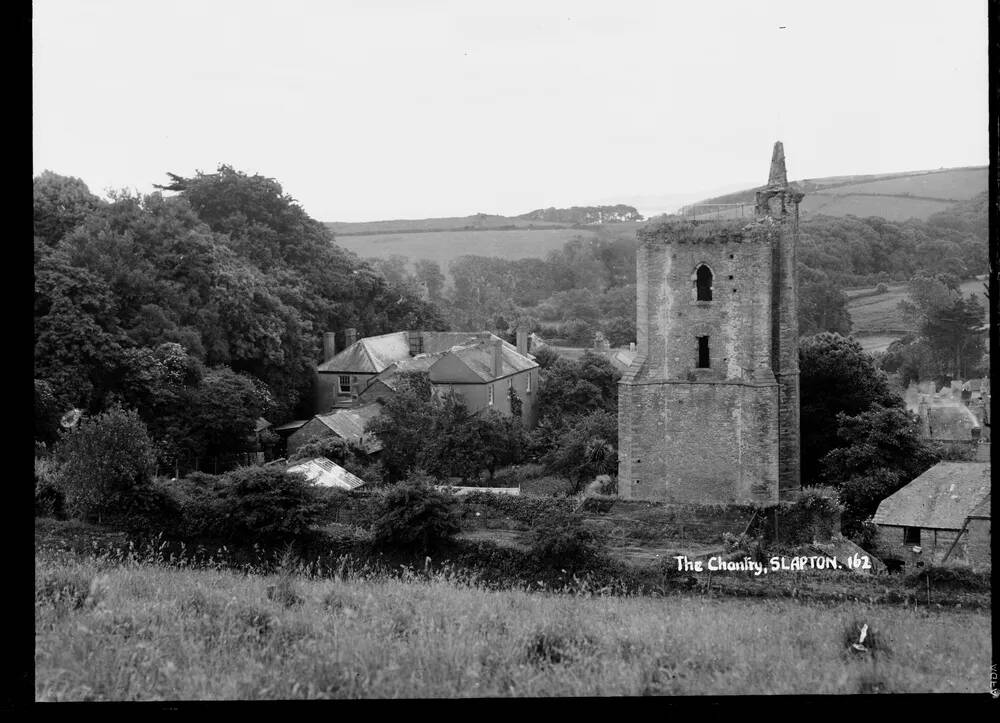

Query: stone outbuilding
[[286, 402, 385, 458], [872, 461, 990, 570]]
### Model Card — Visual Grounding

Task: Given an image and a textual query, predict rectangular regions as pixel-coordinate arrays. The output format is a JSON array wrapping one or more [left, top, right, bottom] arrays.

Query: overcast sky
[[33, 0, 988, 221]]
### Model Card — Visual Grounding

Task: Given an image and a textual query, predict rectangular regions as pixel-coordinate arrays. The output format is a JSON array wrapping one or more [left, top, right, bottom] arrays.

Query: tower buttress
[[755, 140, 803, 497]]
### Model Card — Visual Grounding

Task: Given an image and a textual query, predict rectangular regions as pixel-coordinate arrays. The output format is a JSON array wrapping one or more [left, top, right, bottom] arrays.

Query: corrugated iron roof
[[273, 419, 309, 432], [254, 417, 272, 433], [873, 462, 990, 529], [287, 457, 367, 490], [314, 402, 384, 453]]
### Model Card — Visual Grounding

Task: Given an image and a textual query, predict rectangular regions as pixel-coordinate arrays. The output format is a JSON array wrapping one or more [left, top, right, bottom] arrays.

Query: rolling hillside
[[679, 166, 987, 222], [847, 277, 987, 354]]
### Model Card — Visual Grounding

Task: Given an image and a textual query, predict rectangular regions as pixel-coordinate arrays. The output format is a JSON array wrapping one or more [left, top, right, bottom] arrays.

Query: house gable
[[428, 353, 483, 384]]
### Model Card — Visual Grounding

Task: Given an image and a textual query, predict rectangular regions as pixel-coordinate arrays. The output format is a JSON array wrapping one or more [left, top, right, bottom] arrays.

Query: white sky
[[33, 0, 988, 221]]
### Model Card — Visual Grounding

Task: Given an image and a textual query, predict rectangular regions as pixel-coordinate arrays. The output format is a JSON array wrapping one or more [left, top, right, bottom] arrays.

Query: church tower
[[618, 142, 803, 504]]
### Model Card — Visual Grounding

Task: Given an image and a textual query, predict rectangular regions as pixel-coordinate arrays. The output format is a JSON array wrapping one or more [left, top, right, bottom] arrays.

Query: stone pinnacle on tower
[[767, 141, 787, 187]]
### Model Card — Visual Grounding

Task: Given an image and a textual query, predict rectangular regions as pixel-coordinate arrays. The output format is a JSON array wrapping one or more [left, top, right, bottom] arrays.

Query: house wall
[[435, 367, 539, 428], [316, 372, 376, 413]]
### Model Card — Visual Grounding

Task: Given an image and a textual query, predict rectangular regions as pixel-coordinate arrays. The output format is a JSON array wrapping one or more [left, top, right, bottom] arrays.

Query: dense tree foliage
[[799, 333, 902, 484], [367, 373, 526, 483], [819, 406, 939, 538], [536, 351, 621, 424], [539, 411, 619, 490], [882, 272, 987, 382], [34, 167, 446, 467]]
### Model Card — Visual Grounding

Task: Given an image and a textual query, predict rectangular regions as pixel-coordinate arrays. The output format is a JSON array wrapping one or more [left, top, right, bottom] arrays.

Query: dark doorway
[[697, 336, 710, 368]]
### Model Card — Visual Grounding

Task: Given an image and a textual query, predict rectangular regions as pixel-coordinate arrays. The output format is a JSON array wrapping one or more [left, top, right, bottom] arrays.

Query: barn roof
[[313, 402, 384, 453], [968, 492, 990, 519], [873, 462, 990, 530], [286, 457, 367, 490], [273, 419, 309, 433]]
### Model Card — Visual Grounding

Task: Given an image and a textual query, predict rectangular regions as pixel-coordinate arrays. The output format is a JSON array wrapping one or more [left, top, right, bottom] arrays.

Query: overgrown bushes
[[528, 512, 608, 570], [51, 407, 156, 522], [369, 476, 462, 553], [462, 493, 577, 527]]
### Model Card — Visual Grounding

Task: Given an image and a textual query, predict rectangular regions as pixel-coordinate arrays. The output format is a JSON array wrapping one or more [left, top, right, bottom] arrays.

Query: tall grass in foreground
[[35, 552, 991, 699]]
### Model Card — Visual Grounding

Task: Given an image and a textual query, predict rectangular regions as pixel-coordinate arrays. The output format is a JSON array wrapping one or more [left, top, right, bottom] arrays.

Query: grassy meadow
[[334, 227, 602, 274], [36, 546, 992, 700]]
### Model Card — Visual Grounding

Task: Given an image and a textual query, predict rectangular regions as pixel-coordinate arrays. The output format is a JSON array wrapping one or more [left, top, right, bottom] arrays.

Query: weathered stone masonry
[[619, 142, 803, 504]]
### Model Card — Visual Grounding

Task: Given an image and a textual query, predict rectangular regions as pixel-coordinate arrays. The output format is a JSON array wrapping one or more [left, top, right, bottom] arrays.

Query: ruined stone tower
[[618, 142, 803, 504]]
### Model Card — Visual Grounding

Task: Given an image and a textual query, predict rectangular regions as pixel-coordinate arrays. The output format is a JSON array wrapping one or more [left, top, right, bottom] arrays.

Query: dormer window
[[696, 265, 713, 301]]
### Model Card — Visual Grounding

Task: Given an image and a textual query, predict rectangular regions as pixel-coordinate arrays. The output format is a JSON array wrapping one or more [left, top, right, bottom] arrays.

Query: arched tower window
[[696, 265, 713, 301]]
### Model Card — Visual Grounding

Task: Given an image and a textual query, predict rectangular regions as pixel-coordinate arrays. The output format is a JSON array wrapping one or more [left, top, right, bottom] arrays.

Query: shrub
[[34, 457, 65, 519], [370, 476, 462, 553], [52, 407, 156, 522], [215, 466, 328, 545], [875, 283, 889, 294], [904, 565, 991, 593], [529, 511, 608, 569]]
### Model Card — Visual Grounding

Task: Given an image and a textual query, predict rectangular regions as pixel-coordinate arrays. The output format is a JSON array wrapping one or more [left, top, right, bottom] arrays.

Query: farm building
[[286, 457, 367, 491], [286, 402, 384, 458], [872, 461, 990, 570]]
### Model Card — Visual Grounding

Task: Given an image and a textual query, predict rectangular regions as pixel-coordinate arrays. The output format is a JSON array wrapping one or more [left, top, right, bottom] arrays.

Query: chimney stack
[[323, 332, 338, 362], [516, 328, 528, 356], [345, 328, 357, 348], [407, 330, 423, 356], [492, 339, 503, 378]]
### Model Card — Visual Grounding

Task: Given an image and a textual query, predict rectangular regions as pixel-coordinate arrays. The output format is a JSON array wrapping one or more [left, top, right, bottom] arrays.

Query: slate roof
[[317, 332, 410, 373], [367, 354, 442, 391], [316, 330, 528, 374], [313, 402, 384, 453], [287, 457, 367, 490], [873, 462, 991, 530], [443, 340, 538, 382], [968, 492, 990, 519]]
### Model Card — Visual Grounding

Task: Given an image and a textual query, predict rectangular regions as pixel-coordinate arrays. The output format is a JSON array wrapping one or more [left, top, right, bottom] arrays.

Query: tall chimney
[[516, 328, 528, 356], [492, 339, 503, 378], [323, 332, 337, 362], [345, 328, 357, 347], [407, 330, 423, 356]]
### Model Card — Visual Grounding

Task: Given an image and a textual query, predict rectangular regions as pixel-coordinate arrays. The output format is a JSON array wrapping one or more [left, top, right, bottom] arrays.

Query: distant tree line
[[367, 193, 987, 348]]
